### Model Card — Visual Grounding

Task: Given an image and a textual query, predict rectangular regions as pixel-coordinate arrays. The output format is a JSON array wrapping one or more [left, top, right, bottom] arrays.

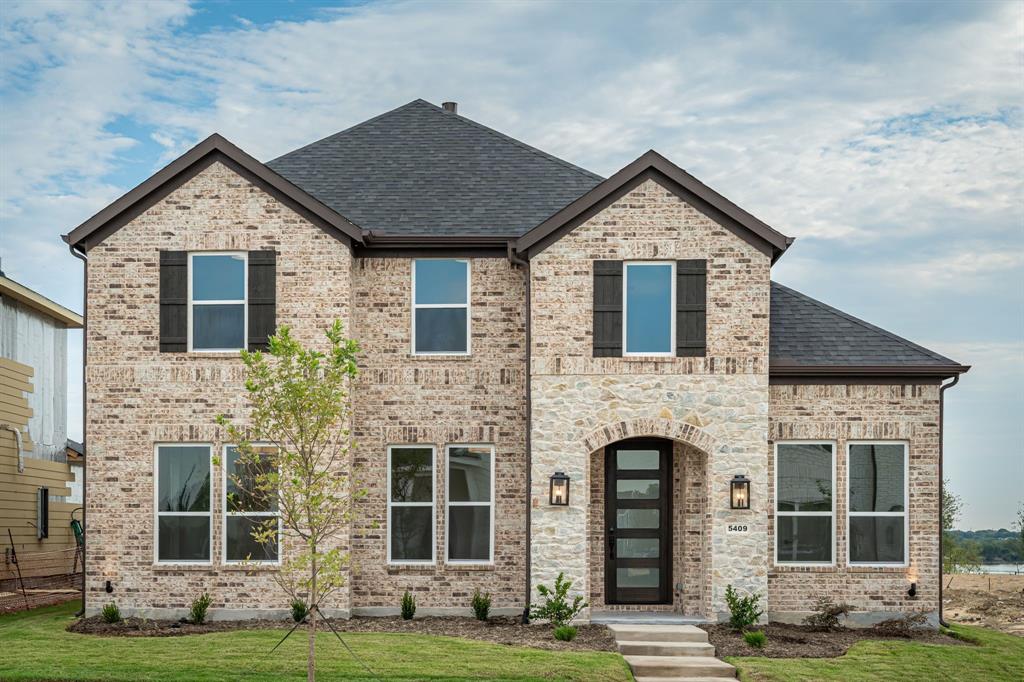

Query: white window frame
[[188, 251, 248, 353], [222, 444, 282, 566], [774, 441, 836, 567], [846, 441, 910, 567], [445, 444, 495, 566], [154, 443, 213, 565], [623, 260, 676, 357], [411, 259, 471, 356], [387, 445, 436, 565]]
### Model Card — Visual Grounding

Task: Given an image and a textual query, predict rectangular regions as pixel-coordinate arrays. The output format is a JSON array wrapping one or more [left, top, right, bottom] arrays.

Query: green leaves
[[530, 572, 588, 629]]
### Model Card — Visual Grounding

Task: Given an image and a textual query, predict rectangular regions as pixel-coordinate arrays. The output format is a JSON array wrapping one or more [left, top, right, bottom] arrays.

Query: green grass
[[0, 601, 632, 681], [729, 624, 1024, 681]]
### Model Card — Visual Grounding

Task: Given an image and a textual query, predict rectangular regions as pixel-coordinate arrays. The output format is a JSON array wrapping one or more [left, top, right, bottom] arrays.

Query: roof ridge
[[267, 99, 429, 165], [770, 281, 956, 364], [413, 99, 605, 182]]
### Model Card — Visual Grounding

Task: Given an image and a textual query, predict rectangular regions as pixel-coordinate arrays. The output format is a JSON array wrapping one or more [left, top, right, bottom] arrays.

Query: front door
[[604, 439, 672, 604]]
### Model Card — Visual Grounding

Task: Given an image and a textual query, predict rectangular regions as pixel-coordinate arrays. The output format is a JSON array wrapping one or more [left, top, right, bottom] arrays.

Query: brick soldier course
[[64, 99, 968, 625]]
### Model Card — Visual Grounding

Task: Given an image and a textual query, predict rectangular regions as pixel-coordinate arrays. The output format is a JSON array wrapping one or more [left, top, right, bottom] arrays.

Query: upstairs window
[[624, 261, 675, 356], [224, 445, 280, 563], [775, 442, 834, 565], [189, 253, 246, 351], [848, 443, 907, 565], [412, 259, 469, 354], [155, 444, 211, 563]]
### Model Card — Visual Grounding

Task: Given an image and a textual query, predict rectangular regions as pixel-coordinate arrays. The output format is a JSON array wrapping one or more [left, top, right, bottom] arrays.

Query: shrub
[[290, 598, 309, 623], [874, 611, 929, 636], [189, 592, 212, 624], [553, 625, 578, 642], [803, 595, 852, 630], [471, 588, 491, 622], [743, 630, 767, 648], [724, 584, 763, 632], [401, 590, 416, 620], [101, 602, 121, 624], [530, 572, 588, 629]]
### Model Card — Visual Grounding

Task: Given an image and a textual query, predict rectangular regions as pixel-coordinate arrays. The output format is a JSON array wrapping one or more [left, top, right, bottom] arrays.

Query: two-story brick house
[[63, 99, 967, 625]]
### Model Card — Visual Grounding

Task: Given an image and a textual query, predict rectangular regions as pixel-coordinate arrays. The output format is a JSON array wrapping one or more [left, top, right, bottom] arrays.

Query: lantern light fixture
[[730, 474, 751, 510], [549, 471, 570, 506]]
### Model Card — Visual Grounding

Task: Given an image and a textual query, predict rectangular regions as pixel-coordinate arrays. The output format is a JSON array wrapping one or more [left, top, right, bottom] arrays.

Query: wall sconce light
[[549, 472, 570, 506], [730, 474, 751, 510], [907, 582, 917, 598]]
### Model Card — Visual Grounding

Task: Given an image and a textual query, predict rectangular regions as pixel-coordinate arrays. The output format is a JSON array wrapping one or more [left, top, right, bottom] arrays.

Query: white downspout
[[1, 422, 26, 472]]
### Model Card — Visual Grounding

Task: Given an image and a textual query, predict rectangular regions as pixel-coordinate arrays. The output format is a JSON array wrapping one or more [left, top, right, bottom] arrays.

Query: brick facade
[[83, 164, 945, 625]]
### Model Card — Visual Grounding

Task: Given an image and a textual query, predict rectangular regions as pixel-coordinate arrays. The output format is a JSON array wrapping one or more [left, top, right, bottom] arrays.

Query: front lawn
[[0, 601, 632, 682], [729, 624, 1024, 681]]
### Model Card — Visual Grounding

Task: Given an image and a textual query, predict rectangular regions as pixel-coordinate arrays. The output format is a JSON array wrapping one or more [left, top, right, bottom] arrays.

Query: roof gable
[[770, 282, 968, 377], [515, 150, 794, 261], [63, 134, 363, 252], [267, 99, 603, 237]]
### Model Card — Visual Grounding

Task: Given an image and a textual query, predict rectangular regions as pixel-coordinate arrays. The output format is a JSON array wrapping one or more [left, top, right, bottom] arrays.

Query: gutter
[[0, 423, 25, 472], [507, 243, 532, 624], [938, 374, 961, 628], [68, 243, 88, 618]]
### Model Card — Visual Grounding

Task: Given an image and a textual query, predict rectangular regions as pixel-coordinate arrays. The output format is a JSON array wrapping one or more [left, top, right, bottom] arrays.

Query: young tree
[[1016, 502, 1024, 570], [941, 478, 980, 574], [217, 321, 363, 682]]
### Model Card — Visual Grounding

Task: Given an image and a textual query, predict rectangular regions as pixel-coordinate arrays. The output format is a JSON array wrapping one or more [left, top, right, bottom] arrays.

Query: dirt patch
[[67, 614, 618, 652], [705, 622, 965, 659], [944, 574, 1024, 637]]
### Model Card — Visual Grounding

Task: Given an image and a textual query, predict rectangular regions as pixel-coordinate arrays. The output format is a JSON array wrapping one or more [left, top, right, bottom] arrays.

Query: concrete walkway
[[607, 624, 736, 681]]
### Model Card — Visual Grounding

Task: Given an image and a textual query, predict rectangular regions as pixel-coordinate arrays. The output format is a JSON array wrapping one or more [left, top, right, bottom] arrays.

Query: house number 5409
[[727, 524, 749, 534]]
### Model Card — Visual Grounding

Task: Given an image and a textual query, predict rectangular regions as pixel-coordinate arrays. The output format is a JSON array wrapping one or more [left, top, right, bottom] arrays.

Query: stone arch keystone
[[580, 417, 720, 456]]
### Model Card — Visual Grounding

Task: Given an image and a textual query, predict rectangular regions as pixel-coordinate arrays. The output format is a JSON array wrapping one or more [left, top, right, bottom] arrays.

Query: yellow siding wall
[[0, 357, 78, 580]]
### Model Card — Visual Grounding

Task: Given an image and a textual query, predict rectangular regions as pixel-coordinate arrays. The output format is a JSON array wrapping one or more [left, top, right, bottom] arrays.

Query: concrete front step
[[616, 640, 716, 657], [606, 623, 710, 643], [624, 655, 735, 679]]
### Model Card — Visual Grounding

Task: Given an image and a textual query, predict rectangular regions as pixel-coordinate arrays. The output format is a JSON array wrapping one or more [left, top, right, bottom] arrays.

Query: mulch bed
[[67, 615, 618, 652], [704, 622, 967, 658]]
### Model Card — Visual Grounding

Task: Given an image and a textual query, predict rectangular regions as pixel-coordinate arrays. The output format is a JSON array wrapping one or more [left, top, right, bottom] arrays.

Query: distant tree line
[[942, 480, 1024, 573]]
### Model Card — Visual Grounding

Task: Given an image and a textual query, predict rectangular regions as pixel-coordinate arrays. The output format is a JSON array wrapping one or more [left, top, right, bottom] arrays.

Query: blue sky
[[1, 0, 1021, 529]]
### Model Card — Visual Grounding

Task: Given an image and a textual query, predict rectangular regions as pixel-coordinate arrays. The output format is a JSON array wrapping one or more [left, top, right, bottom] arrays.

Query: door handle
[[608, 527, 616, 560]]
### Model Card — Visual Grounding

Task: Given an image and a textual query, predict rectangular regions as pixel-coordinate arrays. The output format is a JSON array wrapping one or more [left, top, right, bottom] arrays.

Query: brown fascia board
[[769, 363, 971, 381], [516, 150, 794, 261], [62, 133, 364, 252]]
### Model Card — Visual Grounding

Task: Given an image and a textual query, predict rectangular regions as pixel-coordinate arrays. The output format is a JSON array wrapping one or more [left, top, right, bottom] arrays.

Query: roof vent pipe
[[442, 101, 458, 114]]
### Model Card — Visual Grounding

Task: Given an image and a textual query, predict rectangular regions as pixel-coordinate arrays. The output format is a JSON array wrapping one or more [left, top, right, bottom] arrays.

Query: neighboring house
[[0, 272, 83, 583], [65, 440, 85, 504], [63, 99, 968, 625]]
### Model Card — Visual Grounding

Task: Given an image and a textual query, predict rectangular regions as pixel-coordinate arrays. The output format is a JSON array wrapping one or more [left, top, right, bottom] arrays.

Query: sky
[[1, 0, 1021, 529]]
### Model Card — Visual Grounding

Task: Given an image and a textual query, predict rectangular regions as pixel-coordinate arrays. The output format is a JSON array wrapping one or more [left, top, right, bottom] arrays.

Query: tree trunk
[[308, 553, 317, 682]]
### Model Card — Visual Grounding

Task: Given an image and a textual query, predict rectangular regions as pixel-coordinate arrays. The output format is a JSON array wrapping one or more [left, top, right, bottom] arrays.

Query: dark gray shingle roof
[[770, 282, 959, 367], [267, 99, 603, 236]]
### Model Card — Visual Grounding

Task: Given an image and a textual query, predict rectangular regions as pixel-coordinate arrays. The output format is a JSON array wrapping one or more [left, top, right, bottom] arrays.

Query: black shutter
[[248, 250, 277, 351], [676, 259, 706, 357], [159, 251, 187, 352], [593, 260, 623, 357]]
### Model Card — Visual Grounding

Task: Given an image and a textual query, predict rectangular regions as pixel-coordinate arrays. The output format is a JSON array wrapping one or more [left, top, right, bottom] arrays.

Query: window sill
[[621, 356, 679, 363], [151, 563, 215, 571], [406, 354, 474, 361]]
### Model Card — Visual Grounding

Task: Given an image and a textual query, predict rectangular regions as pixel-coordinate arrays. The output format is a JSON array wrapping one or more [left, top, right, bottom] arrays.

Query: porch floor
[[590, 611, 712, 625]]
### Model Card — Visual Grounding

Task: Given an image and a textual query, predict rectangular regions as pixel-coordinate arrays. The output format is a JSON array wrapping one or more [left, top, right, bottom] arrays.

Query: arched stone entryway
[[582, 420, 716, 618]]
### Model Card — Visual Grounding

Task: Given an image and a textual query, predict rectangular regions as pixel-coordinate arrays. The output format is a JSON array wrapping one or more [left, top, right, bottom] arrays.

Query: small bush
[[743, 630, 767, 648], [553, 625, 578, 642], [189, 592, 212, 624], [101, 602, 121, 624], [874, 611, 929, 636], [471, 588, 491, 622], [290, 598, 308, 623], [803, 595, 852, 630], [724, 584, 764, 632], [530, 572, 588, 629], [401, 590, 416, 620]]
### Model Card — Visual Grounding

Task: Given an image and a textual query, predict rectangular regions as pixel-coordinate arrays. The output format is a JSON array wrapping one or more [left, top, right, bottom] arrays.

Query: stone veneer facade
[[84, 164, 943, 624]]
